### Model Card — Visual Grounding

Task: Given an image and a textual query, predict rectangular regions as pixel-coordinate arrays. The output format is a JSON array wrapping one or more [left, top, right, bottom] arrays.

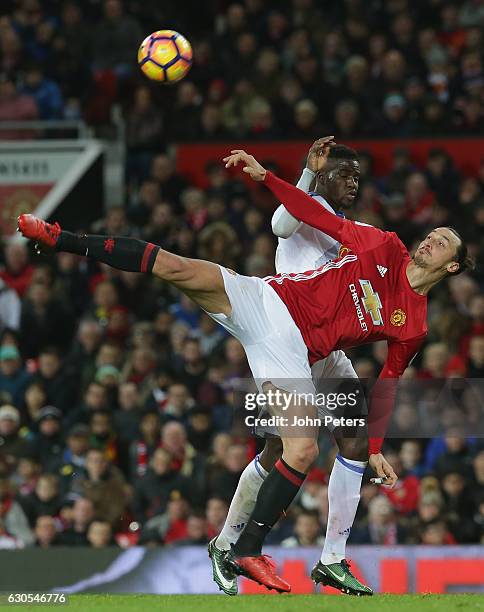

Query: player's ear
[[446, 261, 459, 274]]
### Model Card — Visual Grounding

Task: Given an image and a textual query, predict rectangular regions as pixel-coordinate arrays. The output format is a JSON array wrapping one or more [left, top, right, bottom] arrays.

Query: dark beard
[[413, 254, 428, 267]]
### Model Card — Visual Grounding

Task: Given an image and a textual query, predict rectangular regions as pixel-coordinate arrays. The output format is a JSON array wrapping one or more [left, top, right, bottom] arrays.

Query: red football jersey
[[263, 172, 429, 454]]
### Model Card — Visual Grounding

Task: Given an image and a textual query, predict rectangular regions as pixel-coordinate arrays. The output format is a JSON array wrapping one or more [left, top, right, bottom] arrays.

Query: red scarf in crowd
[[135, 439, 162, 476]]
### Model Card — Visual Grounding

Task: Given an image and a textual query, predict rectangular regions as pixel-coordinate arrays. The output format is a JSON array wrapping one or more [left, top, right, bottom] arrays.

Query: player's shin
[[232, 443, 315, 557], [216, 455, 268, 550], [320, 454, 366, 564], [56, 232, 160, 273]]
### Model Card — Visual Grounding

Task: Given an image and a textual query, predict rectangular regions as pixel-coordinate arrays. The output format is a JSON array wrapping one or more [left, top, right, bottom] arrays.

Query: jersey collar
[[308, 192, 345, 218]]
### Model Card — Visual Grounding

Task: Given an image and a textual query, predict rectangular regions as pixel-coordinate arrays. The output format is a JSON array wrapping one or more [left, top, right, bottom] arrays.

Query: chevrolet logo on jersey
[[359, 279, 383, 326]]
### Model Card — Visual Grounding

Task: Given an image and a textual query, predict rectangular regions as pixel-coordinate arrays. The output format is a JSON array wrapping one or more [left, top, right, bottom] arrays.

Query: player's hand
[[369, 452, 398, 488], [223, 150, 267, 181], [306, 136, 335, 173]]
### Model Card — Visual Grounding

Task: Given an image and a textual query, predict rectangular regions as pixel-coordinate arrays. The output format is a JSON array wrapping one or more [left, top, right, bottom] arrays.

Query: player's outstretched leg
[[17, 214, 230, 315], [209, 439, 282, 595]]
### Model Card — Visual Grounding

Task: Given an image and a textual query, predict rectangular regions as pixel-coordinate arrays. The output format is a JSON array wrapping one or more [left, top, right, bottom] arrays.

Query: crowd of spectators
[[0, 0, 482, 551], [0, 0, 483, 145]]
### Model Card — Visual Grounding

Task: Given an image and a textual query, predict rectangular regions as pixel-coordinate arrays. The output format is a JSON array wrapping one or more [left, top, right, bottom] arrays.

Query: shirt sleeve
[[368, 336, 425, 455], [265, 171, 390, 252], [271, 168, 314, 238]]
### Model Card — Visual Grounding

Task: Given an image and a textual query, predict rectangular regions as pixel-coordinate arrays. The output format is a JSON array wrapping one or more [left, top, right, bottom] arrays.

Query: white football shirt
[[274, 193, 342, 274]]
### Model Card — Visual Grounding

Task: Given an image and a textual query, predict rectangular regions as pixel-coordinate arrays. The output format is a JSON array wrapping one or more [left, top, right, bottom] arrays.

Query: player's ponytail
[[447, 227, 476, 276]]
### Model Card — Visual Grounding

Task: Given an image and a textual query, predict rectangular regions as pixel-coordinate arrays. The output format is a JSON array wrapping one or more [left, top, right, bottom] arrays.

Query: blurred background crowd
[[0, 0, 483, 142], [0, 0, 482, 550]]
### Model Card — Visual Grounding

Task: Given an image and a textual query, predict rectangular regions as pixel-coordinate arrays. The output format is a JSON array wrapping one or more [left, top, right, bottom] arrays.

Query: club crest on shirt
[[390, 309, 406, 326], [338, 245, 351, 258]]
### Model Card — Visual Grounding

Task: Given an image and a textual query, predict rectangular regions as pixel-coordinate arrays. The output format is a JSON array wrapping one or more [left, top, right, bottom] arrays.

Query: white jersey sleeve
[[271, 168, 315, 238]]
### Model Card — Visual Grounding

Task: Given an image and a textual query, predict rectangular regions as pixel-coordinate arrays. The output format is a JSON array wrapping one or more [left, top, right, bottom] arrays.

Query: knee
[[152, 250, 189, 281], [283, 439, 319, 472], [259, 437, 283, 472], [338, 437, 368, 462]]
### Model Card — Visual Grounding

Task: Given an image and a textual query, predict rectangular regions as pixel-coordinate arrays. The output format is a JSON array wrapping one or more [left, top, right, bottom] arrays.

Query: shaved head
[[316, 145, 360, 210]]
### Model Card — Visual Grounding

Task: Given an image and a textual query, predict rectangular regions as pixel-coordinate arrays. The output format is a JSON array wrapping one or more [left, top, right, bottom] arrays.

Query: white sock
[[215, 454, 268, 550], [320, 455, 367, 565]]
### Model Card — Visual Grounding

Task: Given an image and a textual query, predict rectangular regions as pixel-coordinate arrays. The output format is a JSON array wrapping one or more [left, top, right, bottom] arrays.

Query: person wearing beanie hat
[[0, 404, 20, 424], [30, 406, 64, 471], [0, 345, 30, 407], [0, 404, 30, 468], [95, 365, 121, 387], [379, 92, 415, 137]]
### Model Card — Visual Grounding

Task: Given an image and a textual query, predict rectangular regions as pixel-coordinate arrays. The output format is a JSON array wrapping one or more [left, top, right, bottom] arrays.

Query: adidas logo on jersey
[[377, 265, 388, 277]]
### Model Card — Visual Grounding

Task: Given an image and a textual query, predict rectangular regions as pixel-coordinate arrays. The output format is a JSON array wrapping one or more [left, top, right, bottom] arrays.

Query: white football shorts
[[207, 266, 315, 398]]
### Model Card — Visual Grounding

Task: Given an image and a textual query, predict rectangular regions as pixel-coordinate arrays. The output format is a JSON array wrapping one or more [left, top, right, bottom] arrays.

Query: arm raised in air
[[225, 149, 390, 253], [271, 137, 335, 238]]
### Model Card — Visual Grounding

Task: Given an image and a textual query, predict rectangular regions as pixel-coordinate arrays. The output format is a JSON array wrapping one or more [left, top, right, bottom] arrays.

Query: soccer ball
[[138, 30, 192, 83]]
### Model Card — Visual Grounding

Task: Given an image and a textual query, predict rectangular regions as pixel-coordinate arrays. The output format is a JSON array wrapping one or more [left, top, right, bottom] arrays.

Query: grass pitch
[[3, 594, 484, 612]]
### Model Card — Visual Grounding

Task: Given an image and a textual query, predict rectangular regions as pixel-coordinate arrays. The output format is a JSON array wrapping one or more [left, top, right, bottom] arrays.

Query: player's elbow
[[271, 216, 295, 239]]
